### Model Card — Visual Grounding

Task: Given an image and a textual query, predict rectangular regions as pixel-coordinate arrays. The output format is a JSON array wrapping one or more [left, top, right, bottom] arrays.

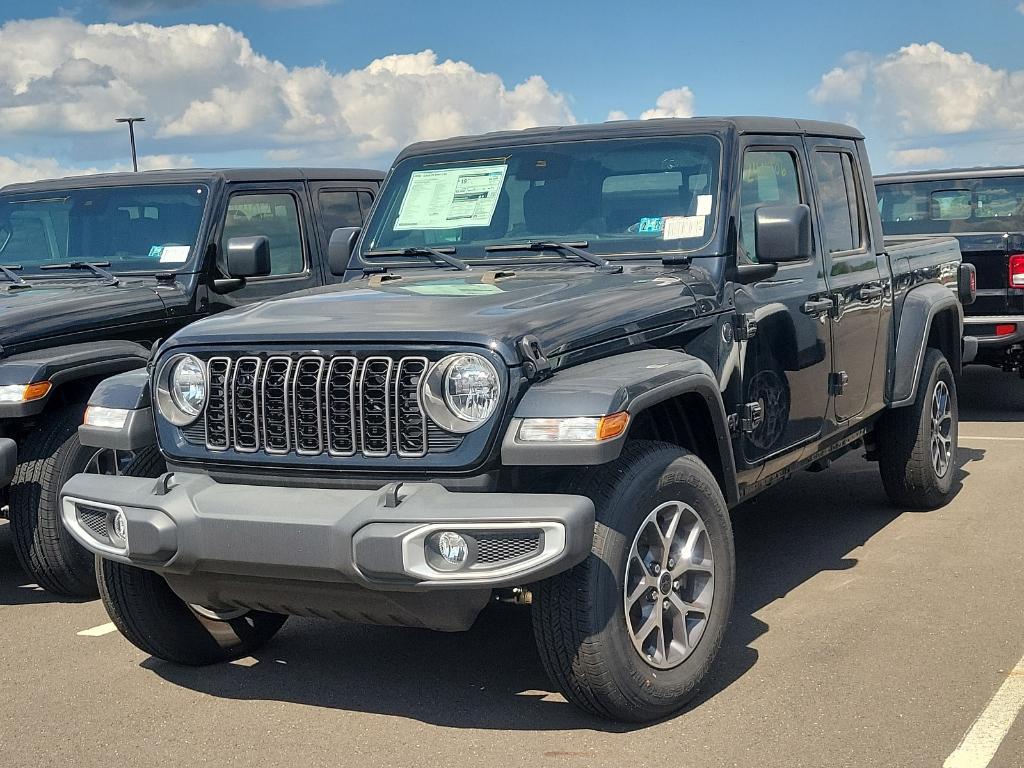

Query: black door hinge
[[829, 371, 849, 396], [518, 335, 552, 380], [733, 313, 758, 341], [730, 402, 764, 434]]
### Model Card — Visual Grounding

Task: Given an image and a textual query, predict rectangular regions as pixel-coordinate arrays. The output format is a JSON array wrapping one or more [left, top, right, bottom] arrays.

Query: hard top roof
[[0, 167, 384, 194], [395, 116, 863, 161], [875, 166, 1024, 184]]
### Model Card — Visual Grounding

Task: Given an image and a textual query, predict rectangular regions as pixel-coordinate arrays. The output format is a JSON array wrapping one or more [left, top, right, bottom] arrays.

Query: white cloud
[[1018, 1, 1024, 14], [0, 17, 575, 178], [886, 147, 949, 168], [0, 152, 194, 185], [606, 87, 696, 122]]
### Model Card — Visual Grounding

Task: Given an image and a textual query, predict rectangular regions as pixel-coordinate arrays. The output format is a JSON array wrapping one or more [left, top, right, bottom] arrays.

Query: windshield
[[877, 176, 1024, 235], [361, 135, 722, 262], [0, 183, 209, 274]]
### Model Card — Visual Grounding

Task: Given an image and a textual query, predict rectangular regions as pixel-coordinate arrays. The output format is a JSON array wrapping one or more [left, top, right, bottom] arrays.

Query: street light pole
[[114, 117, 146, 172]]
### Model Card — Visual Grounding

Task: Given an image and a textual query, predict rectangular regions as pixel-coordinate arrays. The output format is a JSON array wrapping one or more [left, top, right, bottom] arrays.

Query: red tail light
[[1010, 254, 1024, 288], [996, 323, 1017, 336]]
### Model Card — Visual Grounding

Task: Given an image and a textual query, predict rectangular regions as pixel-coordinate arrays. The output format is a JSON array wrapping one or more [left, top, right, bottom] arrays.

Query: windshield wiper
[[485, 241, 622, 273], [364, 247, 471, 271], [0, 264, 31, 289], [39, 261, 119, 286]]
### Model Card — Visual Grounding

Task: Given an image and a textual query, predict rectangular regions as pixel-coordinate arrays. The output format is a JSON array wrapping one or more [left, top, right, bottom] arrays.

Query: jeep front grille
[[202, 354, 439, 458]]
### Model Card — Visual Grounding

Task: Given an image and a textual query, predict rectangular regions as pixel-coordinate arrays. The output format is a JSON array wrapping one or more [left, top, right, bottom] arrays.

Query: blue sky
[[0, 0, 1021, 180]]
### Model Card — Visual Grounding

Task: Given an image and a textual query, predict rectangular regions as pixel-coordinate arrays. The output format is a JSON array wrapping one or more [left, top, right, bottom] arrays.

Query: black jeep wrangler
[[0, 167, 382, 596], [61, 118, 973, 722]]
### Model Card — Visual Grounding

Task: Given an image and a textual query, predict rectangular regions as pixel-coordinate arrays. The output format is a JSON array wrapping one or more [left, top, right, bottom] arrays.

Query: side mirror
[[754, 204, 812, 264], [225, 236, 272, 278], [328, 227, 360, 276], [958, 262, 977, 306]]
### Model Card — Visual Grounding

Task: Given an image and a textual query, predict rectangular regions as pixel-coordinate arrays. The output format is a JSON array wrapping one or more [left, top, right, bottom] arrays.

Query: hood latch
[[518, 335, 552, 380]]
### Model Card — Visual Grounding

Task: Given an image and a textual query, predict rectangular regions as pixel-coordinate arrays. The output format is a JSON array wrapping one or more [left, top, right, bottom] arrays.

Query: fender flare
[[77, 368, 156, 451], [891, 284, 963, 407], [501, 349, 738, 505], [0, 340, 150, 418]]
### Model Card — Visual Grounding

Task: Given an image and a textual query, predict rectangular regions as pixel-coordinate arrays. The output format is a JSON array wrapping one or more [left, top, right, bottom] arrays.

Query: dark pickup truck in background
[[64, 117, 974, 723], [0, 166, 383, 596], [876, 167, 1023, 375]]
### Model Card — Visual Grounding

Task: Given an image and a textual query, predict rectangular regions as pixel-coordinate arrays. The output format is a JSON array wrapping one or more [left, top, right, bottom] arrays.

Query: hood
[[169, 264, 722, 362], [0, 278, 167, 351]]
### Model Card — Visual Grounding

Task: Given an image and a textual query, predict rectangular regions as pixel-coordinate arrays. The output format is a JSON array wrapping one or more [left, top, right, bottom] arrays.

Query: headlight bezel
[[155, 353, 208, 426], [420, 353, 502, 434]]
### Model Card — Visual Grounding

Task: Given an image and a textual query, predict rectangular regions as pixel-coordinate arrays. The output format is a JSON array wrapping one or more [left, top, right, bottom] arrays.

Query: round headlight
[[156, 353, 207, 426], [421, 353, 501, 433]]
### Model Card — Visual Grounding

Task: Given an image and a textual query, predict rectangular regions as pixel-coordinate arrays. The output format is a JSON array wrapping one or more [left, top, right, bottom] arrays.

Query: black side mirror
[[754, 204, 812, 264], [328, 227, 360, 276], [225, 236, 272, 278], [958, 262, 977, 306]]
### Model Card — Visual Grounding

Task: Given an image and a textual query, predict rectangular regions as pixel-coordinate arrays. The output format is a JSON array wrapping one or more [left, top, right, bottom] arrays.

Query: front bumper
[[0, 438, 15, 488], [59, 472, 595, 591]]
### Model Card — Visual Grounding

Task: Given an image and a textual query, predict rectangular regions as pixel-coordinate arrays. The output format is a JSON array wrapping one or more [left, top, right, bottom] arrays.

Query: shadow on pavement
[[958, 365, 1024, 423]]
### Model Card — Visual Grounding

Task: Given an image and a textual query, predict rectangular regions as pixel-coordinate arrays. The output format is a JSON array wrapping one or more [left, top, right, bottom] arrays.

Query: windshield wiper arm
[[485, 241, 622, 273], [0, 264, 31, 288], [364, 247, 471, 271], [39, 261, 119, 286]]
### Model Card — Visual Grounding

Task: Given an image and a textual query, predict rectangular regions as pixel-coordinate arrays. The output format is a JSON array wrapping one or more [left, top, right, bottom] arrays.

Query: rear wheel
[[532, 441, 735, 722], [877, 348, 959, 509], [98, 557, 287, 665]]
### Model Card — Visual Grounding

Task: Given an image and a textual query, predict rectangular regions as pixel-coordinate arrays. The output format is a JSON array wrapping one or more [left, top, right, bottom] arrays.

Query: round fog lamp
[[434, 531, 468, 566], [112, 510, 129, 545]]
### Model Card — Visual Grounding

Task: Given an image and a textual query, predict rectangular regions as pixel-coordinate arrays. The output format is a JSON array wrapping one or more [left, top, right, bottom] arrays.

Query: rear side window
[[319, 190, 368, 233], [738, 150, 802, 263], [812, 151, 865, 253], [221, 193, 304, 276], [877, 176, 1024, 234]]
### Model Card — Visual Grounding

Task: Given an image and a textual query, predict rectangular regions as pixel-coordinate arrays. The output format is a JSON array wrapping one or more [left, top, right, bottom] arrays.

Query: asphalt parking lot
[[1, 366, 1021, 768]]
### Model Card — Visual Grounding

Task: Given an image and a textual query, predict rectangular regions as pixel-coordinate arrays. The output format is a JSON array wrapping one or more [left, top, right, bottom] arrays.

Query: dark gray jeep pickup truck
[[0, 167, 382, 596], [61, 117, 973, 722], [876, 166, 1023, 376]]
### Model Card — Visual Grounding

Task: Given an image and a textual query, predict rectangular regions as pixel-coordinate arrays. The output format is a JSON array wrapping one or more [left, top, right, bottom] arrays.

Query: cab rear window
[[878, 176, 1024, 234]]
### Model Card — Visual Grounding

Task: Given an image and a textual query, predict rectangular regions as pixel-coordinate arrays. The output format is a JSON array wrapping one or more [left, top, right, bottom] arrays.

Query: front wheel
[[532, 441, 735, 723], [877, 348, 959, 510]]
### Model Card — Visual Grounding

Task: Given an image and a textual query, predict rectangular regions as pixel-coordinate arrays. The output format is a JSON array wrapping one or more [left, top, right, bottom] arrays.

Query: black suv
[[0, 167, 382, 596], [63, 118, 972, 722]]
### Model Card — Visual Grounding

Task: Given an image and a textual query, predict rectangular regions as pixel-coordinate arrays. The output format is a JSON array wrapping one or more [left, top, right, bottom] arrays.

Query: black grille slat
[[205, 357, 232, 450], [326, 357, 357, 456], [394, 357, 428, 457], [261, 357, 292, 454], [231, 357, 261, 452], [359, 357, 393, 457], [293, 357, 325, 455]]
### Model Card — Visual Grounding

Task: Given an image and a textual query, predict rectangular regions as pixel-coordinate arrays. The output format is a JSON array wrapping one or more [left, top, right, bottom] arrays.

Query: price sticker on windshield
[[394, 165, 508, 230]]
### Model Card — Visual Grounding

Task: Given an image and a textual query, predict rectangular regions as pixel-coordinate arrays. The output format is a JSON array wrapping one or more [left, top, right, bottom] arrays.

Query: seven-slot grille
[[202, 354, 432, 458]]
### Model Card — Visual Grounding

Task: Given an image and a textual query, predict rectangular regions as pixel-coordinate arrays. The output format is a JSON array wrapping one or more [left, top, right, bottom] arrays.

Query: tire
[[122, 444, 166, 478], [877, 348, 959, 510], [8, 405, 99, 597], [98, 557, 288, 666], [532, 441, 735, 723]]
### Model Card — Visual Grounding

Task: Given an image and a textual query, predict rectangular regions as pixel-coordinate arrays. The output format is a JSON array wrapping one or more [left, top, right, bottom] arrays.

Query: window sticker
[[663, 215, 706, 240], [696, 195, 713, 217], [148, 245, 163, 260], [394, 165, 508, 231], [637, 217, 664, 234], [159, 245, 191, 263]]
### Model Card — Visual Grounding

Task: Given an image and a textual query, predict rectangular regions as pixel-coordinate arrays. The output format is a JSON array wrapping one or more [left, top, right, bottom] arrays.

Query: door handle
[[858, 286, 884, 301], [802, 297, 835, 316]]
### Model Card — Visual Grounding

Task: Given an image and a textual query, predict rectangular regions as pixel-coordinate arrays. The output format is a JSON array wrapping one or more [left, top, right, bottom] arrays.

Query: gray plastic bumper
[[59, 472, 595, 591], [0, 438, 16, 488]]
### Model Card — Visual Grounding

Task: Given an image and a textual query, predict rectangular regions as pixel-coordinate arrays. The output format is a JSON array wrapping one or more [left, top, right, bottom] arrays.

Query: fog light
[[435, 531, 468, 566], [112, 510, 129, 546]]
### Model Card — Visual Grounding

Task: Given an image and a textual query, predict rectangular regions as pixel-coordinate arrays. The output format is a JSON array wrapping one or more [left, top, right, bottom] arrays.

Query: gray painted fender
[[502, 349, 738, 503], [0, 340, 149, 418], [77, 369, 156, 451], [891, 284, 963, 407]]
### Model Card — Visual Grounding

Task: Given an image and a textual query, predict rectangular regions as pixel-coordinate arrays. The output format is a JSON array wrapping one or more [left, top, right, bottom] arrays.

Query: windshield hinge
[[368, 273, 403, 286], [518, 335, 552, 380]]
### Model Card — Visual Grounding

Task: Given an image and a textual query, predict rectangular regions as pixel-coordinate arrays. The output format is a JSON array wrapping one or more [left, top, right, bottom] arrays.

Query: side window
[[319, 190, 364, 234], [221, 192, 304, 276], [812, 151, 865, 253], [358, 191, 374, 217], [739, 150, 802, 263]]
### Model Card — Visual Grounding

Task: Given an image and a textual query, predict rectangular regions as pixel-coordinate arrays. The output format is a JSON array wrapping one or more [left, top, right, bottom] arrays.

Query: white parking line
[[944, 653, 1024, 768], [76, 622, 117, 637], [960, 435, 1024, 442]]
